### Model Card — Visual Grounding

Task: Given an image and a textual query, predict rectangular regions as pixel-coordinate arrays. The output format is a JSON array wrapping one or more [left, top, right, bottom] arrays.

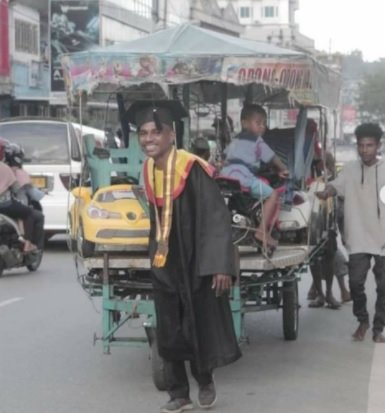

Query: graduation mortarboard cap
[[126, 100, 188, 131]]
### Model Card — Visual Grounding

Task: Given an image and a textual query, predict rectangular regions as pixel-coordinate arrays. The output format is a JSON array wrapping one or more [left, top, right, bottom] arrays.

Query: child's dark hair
[[354, 123, 383, 142], [241, 103, 267, 121]]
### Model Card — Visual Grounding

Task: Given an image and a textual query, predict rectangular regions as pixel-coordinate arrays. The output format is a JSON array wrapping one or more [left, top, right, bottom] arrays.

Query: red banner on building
[[0, 0, 10, 76], [342, 105, 357, 123]]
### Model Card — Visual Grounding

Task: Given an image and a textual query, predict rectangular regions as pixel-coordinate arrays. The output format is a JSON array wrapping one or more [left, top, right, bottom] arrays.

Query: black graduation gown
[[149, 162, 241, 372]]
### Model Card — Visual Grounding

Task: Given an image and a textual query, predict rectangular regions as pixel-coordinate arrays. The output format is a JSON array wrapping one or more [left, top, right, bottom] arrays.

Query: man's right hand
[[212, 274, 232, 297]]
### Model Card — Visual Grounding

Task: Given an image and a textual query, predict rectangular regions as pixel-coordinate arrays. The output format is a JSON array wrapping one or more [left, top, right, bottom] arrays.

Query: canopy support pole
[[220, 82, 228, 151], [181, 84, 190, 149], [117, 93, 129, 148]]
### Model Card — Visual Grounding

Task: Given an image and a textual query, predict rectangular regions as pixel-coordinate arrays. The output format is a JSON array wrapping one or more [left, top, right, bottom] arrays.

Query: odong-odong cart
[[62, 23, 341, 390]]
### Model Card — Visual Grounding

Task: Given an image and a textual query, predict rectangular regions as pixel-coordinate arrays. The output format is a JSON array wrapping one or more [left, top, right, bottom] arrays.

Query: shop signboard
[[50, 0, 100, 92]]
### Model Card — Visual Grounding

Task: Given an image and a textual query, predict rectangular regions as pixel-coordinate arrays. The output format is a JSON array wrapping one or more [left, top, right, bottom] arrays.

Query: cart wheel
[[151, 340, 166, 391], [67, 214, 77, 252], [77, 222, 95, 258], [282, 280, 299, 341]]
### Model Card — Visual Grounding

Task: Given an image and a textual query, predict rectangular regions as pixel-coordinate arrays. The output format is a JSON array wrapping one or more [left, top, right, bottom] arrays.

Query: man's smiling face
[[357, 136, 381, 166], [138, 122, 175, 166]]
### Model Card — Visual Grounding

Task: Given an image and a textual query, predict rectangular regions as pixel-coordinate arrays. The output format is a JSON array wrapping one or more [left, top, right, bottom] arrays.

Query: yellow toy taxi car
[[69, 184, 150, 257]]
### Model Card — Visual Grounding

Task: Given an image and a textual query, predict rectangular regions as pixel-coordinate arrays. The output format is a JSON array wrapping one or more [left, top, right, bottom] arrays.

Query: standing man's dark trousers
[[348, 254, 385, 334], [164, 359, 212, 400]]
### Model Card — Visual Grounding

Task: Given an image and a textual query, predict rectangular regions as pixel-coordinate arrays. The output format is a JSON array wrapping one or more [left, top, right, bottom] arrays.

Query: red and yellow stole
[[143, 148, 213, 267]]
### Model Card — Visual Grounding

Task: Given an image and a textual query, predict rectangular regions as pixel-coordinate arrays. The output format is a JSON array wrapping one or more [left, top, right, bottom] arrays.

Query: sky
[[296, 0, 385, 62]]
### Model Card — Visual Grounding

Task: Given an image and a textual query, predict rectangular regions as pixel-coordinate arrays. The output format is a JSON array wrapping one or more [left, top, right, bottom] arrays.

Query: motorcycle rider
[[0, 139, 40, 252], [5, 143, 45, 250]]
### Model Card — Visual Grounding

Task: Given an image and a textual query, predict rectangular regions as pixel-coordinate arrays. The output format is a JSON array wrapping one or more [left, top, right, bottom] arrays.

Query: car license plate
[[31, 176, 47, 189]]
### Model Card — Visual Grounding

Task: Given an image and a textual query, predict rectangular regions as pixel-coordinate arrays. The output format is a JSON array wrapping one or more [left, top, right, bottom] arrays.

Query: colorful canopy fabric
[[61, 23, 341, 108]]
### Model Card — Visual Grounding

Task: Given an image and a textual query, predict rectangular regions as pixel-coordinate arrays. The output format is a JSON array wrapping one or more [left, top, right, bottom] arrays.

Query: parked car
[[72, 123, 121, 149], [0, 117, 81, 239]]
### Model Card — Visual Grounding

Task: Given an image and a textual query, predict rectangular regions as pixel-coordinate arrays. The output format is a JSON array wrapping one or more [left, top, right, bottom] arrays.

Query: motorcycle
[[215, 168, 286, 252], [0, 200, 44, 277], [0, 142, 45, 277]]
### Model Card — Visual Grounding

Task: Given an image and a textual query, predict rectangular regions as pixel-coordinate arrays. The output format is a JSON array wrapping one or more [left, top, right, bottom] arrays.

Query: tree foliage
[[358, 71, 385, 123]]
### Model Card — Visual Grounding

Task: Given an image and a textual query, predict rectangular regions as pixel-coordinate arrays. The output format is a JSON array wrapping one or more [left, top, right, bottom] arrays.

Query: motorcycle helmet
[[0, 137, 10, 162], [5, 143, 25, 167]]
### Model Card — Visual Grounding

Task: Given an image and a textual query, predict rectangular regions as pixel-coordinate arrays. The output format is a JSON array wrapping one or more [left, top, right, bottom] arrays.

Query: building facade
[[218, 0, 315, 53], [9, 2, 49, 116], [0, 0, 11, 117], [0, 0, 242, 121]]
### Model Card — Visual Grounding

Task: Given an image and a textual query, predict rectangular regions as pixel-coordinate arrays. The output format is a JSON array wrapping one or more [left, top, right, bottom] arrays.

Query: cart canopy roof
[[104, 23, 301, 56], [62, 23, 341, 108]]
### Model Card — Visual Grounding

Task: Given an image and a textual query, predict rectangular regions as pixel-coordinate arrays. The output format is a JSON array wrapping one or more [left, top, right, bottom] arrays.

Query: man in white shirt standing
[[316, 123, 385, 342]]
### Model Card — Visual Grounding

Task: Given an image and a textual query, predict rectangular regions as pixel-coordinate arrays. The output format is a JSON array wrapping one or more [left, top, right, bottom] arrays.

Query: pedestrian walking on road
[[127, 100, 241, 413], [316, 123, 385, 342], [308, 152, 350, 308]]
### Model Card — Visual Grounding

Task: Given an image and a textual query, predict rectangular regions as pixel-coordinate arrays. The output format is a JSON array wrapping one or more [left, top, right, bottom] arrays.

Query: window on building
[[131, 0, 152, 19], [105, 39, 115, 46], [15, 19, 38, 54], [263, 6, 278, 18], [240, 6, 252, 19]]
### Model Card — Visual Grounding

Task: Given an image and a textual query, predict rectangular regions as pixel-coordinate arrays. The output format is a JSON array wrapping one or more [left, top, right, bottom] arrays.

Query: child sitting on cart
[[221, 103, 289, 249]]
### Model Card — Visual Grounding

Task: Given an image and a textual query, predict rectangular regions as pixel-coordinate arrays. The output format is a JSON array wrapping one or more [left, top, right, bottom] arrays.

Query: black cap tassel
[[361, 163, 364, 185], [153, 109, 163, 131]]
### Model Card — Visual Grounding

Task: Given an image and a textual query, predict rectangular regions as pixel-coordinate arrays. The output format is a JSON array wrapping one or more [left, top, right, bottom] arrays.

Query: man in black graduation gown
[[127, 100, 241, 413]]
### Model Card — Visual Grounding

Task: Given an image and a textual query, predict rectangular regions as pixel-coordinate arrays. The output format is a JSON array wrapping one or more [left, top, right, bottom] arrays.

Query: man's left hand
[[212, 274, 232, 296], [278, 169, 290, 179]]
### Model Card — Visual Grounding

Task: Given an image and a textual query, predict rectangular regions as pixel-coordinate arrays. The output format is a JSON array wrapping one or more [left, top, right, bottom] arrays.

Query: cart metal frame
[[80, 242, 324, 350], [76, 227, 327, 390]]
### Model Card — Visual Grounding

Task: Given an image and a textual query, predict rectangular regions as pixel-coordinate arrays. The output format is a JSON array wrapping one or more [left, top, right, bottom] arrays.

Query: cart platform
[[238, 245, 309, 271], [82, 254, 150, 270], [80, 245, 310, 271]]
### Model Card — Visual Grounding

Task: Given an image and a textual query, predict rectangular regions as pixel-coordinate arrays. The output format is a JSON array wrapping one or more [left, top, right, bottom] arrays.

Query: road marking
[[367, 344, 385, 413], [0, 297, 24, 308]]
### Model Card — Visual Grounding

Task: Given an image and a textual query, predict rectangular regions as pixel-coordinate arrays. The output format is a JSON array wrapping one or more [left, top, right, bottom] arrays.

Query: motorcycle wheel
[[26, 250, 43, 272]]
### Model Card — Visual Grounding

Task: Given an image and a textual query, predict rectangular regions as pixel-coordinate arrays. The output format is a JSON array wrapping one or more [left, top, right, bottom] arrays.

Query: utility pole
[[152, 0, 160, 32], [163, 0, 168, 28]]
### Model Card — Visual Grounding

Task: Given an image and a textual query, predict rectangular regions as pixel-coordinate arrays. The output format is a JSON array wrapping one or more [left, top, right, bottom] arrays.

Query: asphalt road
[[1, 238, 384, 413]]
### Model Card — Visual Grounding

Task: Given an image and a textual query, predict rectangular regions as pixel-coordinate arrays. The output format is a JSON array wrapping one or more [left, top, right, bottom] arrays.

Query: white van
[[0, 118, 82, 239], [72, 122, 121, 149]]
